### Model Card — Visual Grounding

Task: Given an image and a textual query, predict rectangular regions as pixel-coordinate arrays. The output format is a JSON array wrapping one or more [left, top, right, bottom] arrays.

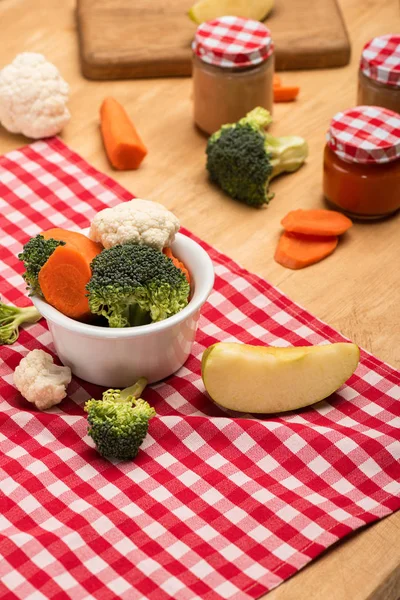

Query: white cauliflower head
[[13, 349, 72, 411], [0, 53, 70, 139], [89, 199, 180, 250]]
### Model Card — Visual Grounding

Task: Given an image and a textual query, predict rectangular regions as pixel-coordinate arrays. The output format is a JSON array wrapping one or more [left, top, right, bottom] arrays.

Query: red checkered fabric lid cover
[[326, 105, 400, 164], [193, 16, 273, 68], [360, 34, 400, 87]]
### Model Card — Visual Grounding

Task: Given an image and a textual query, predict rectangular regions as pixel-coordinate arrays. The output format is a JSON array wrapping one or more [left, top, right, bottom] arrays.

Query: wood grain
[[76, 0, 350, 79], [268, 0, 351, 70], [0, 0, 399, 598]]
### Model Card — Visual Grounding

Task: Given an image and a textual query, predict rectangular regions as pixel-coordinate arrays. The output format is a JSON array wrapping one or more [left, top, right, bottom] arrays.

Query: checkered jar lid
[[326, 105, 400, 164], [360, 34, 400, 87], [193, 16, 273, 68]]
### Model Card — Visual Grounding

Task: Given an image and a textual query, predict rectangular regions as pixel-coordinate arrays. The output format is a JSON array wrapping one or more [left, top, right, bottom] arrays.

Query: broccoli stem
[[0, 303, 42, 345], [265, 134, 309, 179], [120, 377, 148, 402], [129, 304, 152, 327]]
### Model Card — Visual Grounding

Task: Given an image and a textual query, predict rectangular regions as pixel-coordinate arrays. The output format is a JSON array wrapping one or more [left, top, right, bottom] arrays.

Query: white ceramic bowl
[[32, 231, 214, 387]]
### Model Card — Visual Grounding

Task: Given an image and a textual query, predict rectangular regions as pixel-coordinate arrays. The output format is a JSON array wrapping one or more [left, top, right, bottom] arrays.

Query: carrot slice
[[163, 247, 191, 285], [41, 228, 103, 261], [100, 97, 148, 170], [281, 209, 353, 237], [274, 232, 338, 270], [274, 86, 300, 102], [38, 244, 101, 320], [273, 73, 282, 88]]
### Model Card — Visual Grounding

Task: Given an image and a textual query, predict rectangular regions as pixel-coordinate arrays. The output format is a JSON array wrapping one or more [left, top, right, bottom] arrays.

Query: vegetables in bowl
[[18, 200, 214, 385], [30, 231, 214, 386], [18, 200, 192, 327]]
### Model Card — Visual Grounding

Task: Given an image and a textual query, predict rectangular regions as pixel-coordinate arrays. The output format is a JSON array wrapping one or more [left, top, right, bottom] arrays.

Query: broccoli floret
[[85, 378, 156, 460], [206, 107, 308, 207], [0, 301, 42, 345], [18, 234, 65, 295], [86, 243, 190, 328]]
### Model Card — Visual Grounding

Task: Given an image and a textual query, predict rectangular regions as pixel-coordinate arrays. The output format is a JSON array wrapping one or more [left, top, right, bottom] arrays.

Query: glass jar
[[357, 34, 400, 113], [192, 16, 274, 135], [323, 106, 400, 219]]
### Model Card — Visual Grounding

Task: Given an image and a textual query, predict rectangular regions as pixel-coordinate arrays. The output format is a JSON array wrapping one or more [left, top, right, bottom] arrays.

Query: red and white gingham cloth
[[193, 16, 273, 68], [326, 105, 400, 164], [0, 138, 399, 600], [360, 34, 400, 87]]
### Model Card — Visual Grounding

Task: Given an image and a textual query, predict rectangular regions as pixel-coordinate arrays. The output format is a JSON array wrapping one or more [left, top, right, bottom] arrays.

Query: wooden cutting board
[[76, 0, 351, 79]]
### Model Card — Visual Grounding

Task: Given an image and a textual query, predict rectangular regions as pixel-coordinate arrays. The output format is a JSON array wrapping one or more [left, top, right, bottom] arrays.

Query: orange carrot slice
[[274, 86, 300, 102], [281, 209, 353, 237], [38, 244, 101, 320], [163, 247, 190, 285], [41, 228, 103, 260], [274, 232, 338, 270], [100, 97, 148, 170]]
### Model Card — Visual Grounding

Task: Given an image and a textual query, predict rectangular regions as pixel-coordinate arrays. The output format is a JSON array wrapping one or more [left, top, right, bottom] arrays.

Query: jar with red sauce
[[192, 16, 275, 135], [323, 106, 400, 219], [358, 34, 400, 113]]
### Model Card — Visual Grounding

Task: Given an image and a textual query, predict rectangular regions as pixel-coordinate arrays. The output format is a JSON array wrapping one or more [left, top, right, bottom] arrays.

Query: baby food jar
[[323, 106, 400, 219], [357, 34, 400, 113], [192, 16, 275, 135]]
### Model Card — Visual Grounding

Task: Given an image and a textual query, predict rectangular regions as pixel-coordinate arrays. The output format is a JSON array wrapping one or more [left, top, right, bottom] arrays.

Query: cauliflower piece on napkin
[[14, 349, 72, 410]]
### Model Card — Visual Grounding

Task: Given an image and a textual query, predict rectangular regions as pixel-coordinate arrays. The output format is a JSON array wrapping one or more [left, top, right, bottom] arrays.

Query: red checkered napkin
[[0, 138, 399, 600]]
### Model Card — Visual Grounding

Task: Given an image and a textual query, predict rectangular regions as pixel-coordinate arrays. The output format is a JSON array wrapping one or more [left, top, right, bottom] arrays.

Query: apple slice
[[201, 342, 360, 413], [188, 0, 274, 24]]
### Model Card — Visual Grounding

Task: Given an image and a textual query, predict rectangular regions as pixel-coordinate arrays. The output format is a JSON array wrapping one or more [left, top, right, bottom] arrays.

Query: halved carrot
[[274, 232, 338, 270], [163, 247, 191, 285], [281, 209, 353, 237], [274, 86, 300, 102], [41, 228, 103, 261], [100, 97, 148, 170], [273, 73, 282, 88], [38, 244, 101, 320]]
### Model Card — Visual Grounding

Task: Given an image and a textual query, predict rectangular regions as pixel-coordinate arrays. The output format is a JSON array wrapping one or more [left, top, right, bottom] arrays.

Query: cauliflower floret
[[89, 199, 180, 250], [0, 53, 70, 139], [13, 349, 72, 410]]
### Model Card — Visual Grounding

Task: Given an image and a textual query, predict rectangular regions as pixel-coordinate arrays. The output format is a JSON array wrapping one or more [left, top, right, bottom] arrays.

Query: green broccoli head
[[85, 379, 155, 460], [86, 243, 190, 328], [207, 122, 273, 208], [18, 234, 65, 295], [206, 107, 308, 207]]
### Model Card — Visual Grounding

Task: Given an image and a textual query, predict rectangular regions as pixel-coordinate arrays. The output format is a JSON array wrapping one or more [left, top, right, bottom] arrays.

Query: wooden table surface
[[1, 0, 399, 598]]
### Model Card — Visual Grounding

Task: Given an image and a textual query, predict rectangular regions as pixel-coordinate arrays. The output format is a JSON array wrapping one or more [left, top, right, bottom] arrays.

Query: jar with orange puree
[[323, 106, 400, 219], [192, 16, 275, 135]]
